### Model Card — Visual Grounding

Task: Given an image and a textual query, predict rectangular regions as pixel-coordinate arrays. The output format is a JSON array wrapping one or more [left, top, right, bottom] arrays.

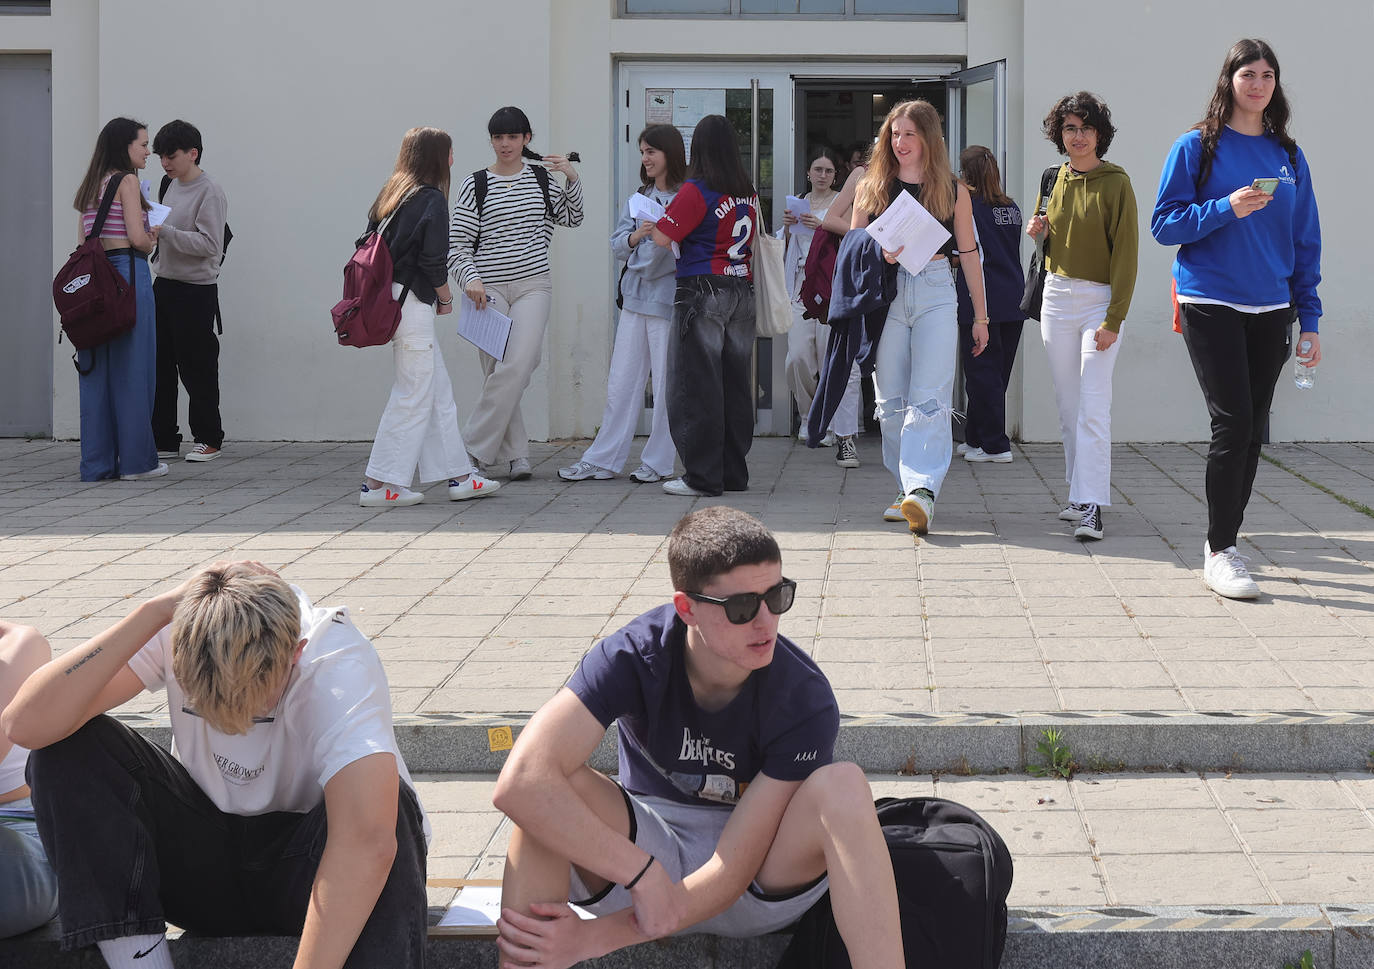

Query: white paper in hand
[[457, 297, 513, 362], [785, 195, 813, 239], [863, 189, 952, 276], [147, 202, 172, 228], [628, 193, 666, 223]]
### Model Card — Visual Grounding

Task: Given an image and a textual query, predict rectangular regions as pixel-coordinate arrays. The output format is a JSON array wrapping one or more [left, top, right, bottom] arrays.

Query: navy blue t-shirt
[[567, 604, 839, 807]]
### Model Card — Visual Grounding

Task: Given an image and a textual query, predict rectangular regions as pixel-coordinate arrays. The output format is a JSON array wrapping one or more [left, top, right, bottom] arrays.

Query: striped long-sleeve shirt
[[447, 164, 584, 288]]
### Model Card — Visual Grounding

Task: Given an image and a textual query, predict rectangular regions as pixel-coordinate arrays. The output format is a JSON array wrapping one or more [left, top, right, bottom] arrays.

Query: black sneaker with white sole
[[1074, 503, 1104, 541]]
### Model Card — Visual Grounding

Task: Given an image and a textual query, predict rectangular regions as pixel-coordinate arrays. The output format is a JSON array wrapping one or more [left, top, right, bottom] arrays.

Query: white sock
[[97, 933, 174, 969]]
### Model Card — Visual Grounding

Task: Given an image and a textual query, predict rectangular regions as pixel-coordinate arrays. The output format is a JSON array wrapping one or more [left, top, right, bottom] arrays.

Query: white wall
[[1020, 0, 1367, 442]]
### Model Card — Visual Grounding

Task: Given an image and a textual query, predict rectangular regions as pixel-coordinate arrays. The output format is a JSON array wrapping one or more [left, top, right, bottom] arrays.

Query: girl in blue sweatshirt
[[1152, 38, 1323, 601]]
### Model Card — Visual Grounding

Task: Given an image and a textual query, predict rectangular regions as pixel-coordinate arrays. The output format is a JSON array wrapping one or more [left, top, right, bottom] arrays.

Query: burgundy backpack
[[53, 175, 139, 373], [331, 194, 413, 348]]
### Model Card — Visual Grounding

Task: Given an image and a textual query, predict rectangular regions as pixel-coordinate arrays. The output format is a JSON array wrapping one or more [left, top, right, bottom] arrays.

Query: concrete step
[[116, 709, 1374, 774]]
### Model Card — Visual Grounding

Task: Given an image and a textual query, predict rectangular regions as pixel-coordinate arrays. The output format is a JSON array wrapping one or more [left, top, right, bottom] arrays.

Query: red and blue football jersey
[[656, 179, 758, 281]]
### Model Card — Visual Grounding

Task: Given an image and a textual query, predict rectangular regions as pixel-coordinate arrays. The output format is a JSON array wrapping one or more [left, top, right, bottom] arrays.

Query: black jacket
[[373, 185, 449, 305]]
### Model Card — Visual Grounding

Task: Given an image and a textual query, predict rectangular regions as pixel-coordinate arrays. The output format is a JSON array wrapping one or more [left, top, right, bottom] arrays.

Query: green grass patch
[[1260, 452, 1374, 520]]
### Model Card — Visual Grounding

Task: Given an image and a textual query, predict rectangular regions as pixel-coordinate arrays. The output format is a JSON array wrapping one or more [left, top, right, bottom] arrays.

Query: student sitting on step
[[491, 506, 904, 969], [1, 562, 428, 969]]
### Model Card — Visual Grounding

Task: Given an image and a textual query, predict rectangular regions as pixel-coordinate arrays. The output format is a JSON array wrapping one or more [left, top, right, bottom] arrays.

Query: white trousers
[[462, 274, 553, 464], [1039, 273, 1121, 507], [786, 302, 862, 437], [580, 309, 677, 475], [365, 284, 474, 486]]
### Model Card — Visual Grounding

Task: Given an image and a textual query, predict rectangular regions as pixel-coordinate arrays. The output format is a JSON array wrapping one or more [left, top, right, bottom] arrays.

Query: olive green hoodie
[[1039, 161, 1138, 332]]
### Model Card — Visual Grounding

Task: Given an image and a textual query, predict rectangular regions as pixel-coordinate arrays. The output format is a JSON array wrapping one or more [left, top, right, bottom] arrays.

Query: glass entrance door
[[945, 60, 1006, 172]]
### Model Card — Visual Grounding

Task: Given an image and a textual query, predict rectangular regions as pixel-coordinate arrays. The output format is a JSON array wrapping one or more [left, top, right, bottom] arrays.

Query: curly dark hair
[[1042, 91, 1116, 159]]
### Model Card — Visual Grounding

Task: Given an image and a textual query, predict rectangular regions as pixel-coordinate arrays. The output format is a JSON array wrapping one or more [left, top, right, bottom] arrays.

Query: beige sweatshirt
[[153, 171, 228, 284]]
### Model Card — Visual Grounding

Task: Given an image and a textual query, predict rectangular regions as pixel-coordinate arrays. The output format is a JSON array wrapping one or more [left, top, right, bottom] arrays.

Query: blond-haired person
[[852, 100, 989, 535], [1, 563, 428, 969]]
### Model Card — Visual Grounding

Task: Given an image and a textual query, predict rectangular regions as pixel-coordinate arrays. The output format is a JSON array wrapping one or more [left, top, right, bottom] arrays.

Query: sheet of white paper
[[863, 189, 952, 277], [672, 89, 726, 127], [785, 195, 814, 239], [147, 202, 172, 228], [457, 297, 513, 362], [437, 886, 593, 929], [628, 193, 665, 223]]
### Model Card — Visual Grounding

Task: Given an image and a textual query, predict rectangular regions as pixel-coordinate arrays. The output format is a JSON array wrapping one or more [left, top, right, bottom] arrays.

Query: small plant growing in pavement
[[1028, 727, 1074, 779], [1282, 950, 1314, 969]]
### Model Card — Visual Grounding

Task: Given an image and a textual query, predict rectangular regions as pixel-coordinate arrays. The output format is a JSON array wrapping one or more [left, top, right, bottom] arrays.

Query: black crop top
[[896, 179, 958, 258]]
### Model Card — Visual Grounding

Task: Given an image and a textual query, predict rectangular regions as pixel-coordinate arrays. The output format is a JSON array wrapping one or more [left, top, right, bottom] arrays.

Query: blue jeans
[[27, 716, 427, 965], [0, 798, 58, 938], [873, 261, 958, 497], [76, 249, 158, 480], [667, 274, 756, 494]]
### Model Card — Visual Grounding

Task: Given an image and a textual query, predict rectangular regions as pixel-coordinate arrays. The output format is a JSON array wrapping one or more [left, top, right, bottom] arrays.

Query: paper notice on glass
[[645, 88, 673, 125], [785, 195, 813, 239], [457, 297, 513, 362], [863, 189, 952, 276], [436, 886, 593, 931], [628, 193, 665, 224], [672, 89, 725, 127]]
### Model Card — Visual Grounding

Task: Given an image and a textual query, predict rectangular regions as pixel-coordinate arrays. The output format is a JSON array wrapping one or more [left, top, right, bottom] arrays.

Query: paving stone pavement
[[2, 437, 1370, 718]]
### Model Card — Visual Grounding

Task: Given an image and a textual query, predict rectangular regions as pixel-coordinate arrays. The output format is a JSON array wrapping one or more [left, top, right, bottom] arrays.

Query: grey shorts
[[569, 788, 828, 938]]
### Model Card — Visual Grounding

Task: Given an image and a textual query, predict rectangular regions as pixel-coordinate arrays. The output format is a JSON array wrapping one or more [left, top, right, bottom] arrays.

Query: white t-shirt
[[0, 741, 28, 797], [128, 587, 427, 839]]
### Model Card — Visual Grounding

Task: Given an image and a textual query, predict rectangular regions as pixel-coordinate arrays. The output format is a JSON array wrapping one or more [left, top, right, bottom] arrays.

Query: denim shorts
[[569, 788, 828, 937]]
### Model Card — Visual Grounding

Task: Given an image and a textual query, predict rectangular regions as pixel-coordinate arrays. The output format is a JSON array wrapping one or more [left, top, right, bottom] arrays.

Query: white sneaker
[[629, 464, 664, 483], [1203, 541, 1260, 599], [558, 460, 613, 481], [820, 431, 837, 447], [662, 478, 709, 497], [509, 457, 532, 481], [1058, 502, 1089, 522], [901, 489, 934, 535], [883, 494, 905, 522], [359, 483, 423, 508], [120, 462, 168, 481], [955, 442, 972, 456], [797, 429, 808, 443], [965, 447, 1012, 463], [448, 474, 500, 500], [185, 443, 221, 462]]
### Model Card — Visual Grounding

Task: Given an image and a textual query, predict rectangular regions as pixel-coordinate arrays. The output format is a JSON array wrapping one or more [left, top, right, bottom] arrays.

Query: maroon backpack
[[330, 195, 413, 348], [53, 175, 139, 372]]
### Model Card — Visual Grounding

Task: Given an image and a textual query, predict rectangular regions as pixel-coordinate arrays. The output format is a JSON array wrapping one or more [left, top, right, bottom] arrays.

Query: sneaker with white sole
[[820, 430, 836, 447], [797, 429, 808, 443], [359, 482, 423, 507], [901, 488, 934, 535], [1074, 503, 1104, 540], [1058, 501, 1089, 522], [662, 478, 709, 497], [835, 435, 860, 468], [1203, 540, 1260, 599], [883, 494, 905, 522], [558, 460, 613, 481], [449, 474, 500, 500], [157, 446, 180, 459], [955, 442, 972, 456], [120, 462, 169, 481], [185, 443, 221, 462], [509, 457, 532, 481], [629, 464, 664, 483], [965, 447, 1012, 463]]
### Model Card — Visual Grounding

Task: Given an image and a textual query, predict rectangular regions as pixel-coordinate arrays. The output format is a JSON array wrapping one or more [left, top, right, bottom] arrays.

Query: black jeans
[[27, 716, 428, 966], [153, 277, 224, 450], [667, 274, 756, 495], [1179, 302, 1293, 551], [958, 319, 1024, 454]]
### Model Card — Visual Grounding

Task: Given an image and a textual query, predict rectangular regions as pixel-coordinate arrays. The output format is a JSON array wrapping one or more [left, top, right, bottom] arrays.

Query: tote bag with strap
[[1018, 164, 1062, 322], [752, 209, 792, 337]]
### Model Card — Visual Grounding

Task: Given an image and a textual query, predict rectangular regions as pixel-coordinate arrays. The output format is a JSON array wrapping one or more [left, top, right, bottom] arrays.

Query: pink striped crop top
[[81, 173, 145, 240]]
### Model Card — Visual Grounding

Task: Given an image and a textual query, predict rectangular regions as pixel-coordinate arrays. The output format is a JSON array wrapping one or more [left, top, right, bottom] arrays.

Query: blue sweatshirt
[[611, 185, 679, 320], [1152, 127, 1322, 332]]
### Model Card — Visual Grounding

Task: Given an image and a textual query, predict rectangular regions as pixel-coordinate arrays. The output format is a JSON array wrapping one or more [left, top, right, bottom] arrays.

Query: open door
[[945, 60, 1006, 173]]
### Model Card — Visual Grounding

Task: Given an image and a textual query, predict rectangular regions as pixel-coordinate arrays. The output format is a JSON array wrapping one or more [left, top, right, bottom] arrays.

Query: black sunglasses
[[686, 578, 796, 624]]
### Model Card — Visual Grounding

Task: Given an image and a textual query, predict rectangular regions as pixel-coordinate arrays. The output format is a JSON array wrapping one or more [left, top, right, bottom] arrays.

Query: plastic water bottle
[[1294, 338, 1316, 390]]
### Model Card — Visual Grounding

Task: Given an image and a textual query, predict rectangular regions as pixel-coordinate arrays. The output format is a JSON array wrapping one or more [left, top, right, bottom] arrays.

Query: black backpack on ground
[[470, 164, 554, 253], [774, 796, 1014, 969]]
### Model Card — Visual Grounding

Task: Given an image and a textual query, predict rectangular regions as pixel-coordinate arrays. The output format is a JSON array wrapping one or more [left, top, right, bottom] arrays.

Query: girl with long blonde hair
[[852, 100, 988, 535]]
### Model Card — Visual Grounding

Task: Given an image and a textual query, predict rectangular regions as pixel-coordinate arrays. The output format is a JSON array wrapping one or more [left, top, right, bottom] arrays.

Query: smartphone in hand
[[1250, 177, 1279, 194]]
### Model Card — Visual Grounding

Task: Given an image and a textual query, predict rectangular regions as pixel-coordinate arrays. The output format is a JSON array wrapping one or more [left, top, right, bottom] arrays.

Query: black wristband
[[625, 854, 655, 890]]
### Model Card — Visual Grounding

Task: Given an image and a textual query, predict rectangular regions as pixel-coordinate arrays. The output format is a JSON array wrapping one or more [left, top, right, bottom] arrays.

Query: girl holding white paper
[[852, 100, 988, 535], [559, 125, 685, 484], [359, 127, 500, 508]]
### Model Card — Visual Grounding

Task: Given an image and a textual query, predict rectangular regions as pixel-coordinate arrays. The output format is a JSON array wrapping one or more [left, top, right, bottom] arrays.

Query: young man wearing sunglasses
[[1, 562, 428, 969], [492, 506, 904, 969]]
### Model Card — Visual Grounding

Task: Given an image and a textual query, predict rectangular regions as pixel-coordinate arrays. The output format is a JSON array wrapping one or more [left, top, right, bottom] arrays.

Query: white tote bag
[[751, 227, 792, 338]]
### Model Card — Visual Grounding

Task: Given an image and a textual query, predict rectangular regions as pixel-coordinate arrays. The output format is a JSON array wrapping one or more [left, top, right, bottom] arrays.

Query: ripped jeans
[[873, 260, 958, 497]]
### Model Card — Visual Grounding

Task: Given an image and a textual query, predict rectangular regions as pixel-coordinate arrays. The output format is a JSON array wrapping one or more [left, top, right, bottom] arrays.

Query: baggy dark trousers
[[152, 277, 224, 451], [27, 715, 428, 967]]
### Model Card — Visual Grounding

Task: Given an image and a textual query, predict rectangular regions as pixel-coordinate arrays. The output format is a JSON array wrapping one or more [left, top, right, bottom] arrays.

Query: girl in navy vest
[[652, 115, 760, 497], [955, 146, 1026, 466], [1152, 38, 1322, 600], [852, 100, 989, 535]]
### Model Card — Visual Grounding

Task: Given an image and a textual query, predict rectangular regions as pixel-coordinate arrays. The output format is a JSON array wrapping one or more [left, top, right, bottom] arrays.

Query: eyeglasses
[[1062, 124, 1096, 137], [686, 578, 797, 624]]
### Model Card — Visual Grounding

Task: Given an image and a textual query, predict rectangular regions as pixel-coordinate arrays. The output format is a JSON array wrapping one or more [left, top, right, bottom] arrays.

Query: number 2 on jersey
[[726, 213, 754, 262]]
